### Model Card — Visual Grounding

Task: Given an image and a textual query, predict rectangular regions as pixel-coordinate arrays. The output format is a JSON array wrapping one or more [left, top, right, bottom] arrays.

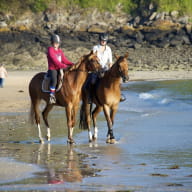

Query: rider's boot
[[49, 87, 56, 104]]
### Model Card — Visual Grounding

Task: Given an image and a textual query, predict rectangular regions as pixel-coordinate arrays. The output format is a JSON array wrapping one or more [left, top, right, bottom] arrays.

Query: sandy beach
[[0, 70, 192, 113]]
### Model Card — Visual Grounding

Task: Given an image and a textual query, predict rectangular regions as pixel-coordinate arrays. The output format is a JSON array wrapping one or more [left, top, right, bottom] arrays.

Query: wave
[[139, 93, 154, 100]]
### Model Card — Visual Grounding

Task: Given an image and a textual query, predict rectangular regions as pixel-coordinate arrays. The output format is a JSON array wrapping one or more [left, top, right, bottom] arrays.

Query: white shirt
[[0, 66, 7, 78], [93, 44, 112, 69]]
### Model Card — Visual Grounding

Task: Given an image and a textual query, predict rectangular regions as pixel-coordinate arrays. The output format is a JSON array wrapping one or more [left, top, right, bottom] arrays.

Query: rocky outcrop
[[0, 6, 192, 71]]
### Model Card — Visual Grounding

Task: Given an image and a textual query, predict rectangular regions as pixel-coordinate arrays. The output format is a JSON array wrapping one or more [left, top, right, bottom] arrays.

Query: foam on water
[[139, 92, 155, 100]]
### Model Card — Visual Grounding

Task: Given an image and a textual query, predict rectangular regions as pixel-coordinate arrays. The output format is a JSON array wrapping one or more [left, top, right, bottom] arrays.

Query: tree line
[[0, 0, 191, 16]]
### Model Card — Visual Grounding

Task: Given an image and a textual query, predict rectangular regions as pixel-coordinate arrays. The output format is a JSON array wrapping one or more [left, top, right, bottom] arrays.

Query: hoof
[[39, 139, 44, 144], [92, 135, 97, 141], [67, 139, 76, 145], [110, 139, 116, 144], [106, 138, 111, 143], [106, 138, 116, 144], [46, 136, 50, 142]]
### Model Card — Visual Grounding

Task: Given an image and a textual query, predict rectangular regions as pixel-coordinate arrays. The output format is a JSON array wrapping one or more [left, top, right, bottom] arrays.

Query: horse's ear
[[90, 50, 94, 55], [89, 50, 97, 59], [90, 50, 98, 57], [124, 52, 129, 58], [114, 53, 119, 59]]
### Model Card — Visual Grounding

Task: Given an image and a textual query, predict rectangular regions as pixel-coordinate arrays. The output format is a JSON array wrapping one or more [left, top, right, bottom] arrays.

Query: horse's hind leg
[[42, 104, 53, 141], [32, 99, 44, 144], [85, 103, 93, 142], [92, 106, 102, 141]]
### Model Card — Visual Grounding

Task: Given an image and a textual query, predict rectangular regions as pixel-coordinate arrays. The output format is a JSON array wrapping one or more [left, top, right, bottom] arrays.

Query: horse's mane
[[113, 56, 124, 67], [105, 55, 127, 78], [108, 56, 122, 72], [64, 55, 85, 74], [110, 54, 128, 71], [113, 52, 128, 67]]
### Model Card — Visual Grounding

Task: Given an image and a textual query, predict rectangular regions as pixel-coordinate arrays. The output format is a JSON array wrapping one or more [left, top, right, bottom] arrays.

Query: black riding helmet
[[99, 33, 109, 41], [51, 34, 60, 44]]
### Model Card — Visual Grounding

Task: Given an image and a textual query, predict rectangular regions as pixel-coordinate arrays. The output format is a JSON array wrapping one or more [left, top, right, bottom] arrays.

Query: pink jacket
[[47, 47, 73, 70]]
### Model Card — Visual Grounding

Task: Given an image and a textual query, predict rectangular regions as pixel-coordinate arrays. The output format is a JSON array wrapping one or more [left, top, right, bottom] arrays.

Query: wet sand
[[0, 73, 192, 190], [0, 70, 192, 113], [0, 157, 42, 184]]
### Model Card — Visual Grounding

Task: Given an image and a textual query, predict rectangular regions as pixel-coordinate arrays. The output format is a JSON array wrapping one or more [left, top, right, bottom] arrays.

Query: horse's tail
[[79, 100, 92, 130], [28, 72, 44, 125], [29, 101, 35, 125], [79, 101, 87, 129]]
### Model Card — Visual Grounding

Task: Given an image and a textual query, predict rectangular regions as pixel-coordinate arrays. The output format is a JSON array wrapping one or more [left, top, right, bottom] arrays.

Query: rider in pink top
[[47, 34, 74, 104], [47, 46, 73, 70]]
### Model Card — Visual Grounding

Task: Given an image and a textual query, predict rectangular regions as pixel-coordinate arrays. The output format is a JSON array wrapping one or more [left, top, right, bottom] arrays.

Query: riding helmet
[[99, 33, 109, 41], [51, 34, 60, 44]]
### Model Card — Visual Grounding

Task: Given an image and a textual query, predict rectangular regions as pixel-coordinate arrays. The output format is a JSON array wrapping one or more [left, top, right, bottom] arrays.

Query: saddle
[[42, 69, 64, 93]]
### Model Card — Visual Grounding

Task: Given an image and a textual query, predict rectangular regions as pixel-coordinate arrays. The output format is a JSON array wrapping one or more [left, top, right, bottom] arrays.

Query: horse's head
[[114, 52, 129, 82], [84, 50, 101, 72]]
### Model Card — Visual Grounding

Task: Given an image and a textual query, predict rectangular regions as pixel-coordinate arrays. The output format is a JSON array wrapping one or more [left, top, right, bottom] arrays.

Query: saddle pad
[[42, 73, 63, 93], [42, 74, 50, 93]]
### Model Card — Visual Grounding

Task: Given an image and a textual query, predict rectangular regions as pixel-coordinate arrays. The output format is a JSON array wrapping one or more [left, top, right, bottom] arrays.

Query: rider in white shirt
[[85, 33, 126, 103], [93, 33, 112, 70]]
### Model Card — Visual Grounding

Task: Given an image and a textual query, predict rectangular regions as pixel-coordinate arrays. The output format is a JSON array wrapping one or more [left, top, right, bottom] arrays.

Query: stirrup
[[49, 94, 56, 104], [120, 94, 126, 102]]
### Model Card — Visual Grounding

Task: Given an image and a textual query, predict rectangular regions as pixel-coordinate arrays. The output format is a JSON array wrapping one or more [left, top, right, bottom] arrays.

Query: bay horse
[[29, 50, 101, 144], [79, 52, 129, 144]]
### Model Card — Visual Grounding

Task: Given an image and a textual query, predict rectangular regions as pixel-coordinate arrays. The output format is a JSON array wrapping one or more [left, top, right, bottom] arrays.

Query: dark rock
[[134, 43, 142, 49], [135, 31, 144, 43], [0, 7, 192, 71]]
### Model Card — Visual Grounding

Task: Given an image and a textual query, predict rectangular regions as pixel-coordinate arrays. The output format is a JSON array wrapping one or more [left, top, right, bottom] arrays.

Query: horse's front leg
[[70, 104, 79, 140], [84, 102, 93, 142], [103, 105, 116, 144], [72, 101, 80, 127], [66, 104, 75, 144], [92, 106, 102, 141]]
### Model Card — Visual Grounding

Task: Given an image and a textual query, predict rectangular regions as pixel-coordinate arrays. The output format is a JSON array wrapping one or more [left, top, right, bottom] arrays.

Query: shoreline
[[0, 70, 192, 113]]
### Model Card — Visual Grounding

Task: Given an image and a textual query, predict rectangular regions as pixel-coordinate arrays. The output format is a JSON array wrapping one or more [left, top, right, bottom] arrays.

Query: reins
[[72, 69, 96, 73], [66, 57, 98, 73]]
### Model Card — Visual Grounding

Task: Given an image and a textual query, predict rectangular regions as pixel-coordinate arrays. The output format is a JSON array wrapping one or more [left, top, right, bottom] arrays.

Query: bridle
[[110, 57, 128, 80]]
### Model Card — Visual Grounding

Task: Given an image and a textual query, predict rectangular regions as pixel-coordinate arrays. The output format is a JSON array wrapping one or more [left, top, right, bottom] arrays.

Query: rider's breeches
[[48, 69, 58, 94]]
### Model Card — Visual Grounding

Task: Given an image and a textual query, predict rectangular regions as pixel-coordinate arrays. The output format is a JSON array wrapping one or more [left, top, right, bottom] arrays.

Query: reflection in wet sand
[[37, 144, 83, 184], [0, 142, 101, 188]]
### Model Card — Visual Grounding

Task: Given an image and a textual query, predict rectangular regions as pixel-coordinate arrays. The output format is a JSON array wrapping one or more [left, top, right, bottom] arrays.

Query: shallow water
[[0, 79, 192, 192]]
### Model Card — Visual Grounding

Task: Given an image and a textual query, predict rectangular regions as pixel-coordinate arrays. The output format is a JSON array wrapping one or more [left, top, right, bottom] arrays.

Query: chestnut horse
[[29, 51, 101, 144], [79, 52, 129, 144]]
